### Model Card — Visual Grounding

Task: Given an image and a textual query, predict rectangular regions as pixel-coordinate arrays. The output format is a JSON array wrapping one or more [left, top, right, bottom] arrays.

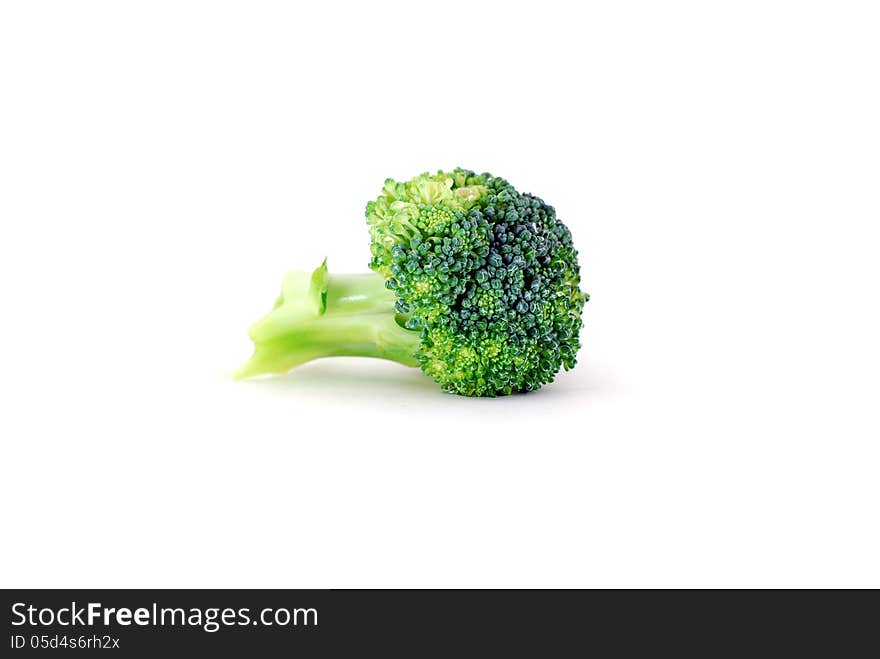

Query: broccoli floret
[[237, 169, 588, 396]]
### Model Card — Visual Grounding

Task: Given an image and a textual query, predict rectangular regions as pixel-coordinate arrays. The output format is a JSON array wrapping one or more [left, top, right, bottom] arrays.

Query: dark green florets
[[366, 169, 587, 396]]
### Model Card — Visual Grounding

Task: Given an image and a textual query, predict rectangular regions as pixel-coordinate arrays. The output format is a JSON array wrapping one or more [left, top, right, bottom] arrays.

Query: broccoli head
[[237, 168, 587, 397]]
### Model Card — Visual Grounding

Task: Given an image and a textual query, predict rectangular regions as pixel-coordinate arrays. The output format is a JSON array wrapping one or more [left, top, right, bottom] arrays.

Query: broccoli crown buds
[[366, 169, 587, 396]]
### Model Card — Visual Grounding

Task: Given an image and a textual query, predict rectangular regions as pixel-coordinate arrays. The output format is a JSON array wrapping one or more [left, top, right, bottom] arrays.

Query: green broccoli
[[236, 168, 588, 396]]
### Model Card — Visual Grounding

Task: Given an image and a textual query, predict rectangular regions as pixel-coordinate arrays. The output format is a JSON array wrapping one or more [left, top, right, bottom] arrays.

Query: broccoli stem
[[236, 272, 421, 379]]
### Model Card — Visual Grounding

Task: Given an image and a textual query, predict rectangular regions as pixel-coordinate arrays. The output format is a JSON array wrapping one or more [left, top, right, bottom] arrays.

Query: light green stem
[[236, 270, 421, 379]]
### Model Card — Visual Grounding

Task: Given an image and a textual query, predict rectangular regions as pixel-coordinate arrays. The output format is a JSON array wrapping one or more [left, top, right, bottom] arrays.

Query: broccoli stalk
[[235, 260, 421, 379]]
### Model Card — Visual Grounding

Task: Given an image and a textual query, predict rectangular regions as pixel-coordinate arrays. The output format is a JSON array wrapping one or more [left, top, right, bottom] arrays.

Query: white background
[[1, 1, 878, 588]]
